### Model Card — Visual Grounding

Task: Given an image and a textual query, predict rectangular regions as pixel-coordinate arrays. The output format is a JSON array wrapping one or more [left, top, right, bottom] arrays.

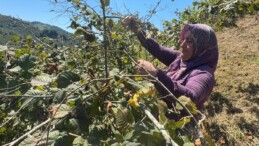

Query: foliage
[[159, 0, 259, 49], [0, 0, 258, 145], [0, 14, 72, 46]]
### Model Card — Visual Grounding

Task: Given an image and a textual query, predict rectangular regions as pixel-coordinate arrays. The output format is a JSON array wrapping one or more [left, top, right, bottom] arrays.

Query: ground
[[204, 13, 259, 145]]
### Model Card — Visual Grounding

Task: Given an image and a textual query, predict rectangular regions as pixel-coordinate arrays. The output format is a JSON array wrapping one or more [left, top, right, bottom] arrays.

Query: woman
[[122, 16, 219, 111]]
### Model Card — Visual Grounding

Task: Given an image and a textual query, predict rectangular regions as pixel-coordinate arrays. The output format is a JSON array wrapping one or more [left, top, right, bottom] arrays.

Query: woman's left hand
[[137, 60, 158, 77]]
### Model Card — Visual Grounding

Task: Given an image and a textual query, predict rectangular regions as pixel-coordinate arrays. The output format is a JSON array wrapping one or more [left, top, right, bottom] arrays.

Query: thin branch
[[0, 98, 35, 128], [0, 83, 29, 92], [1, 95, 53, 98], [100, 0, 109, 78], [144, 0, 162, 22], [140, 104, 179, 146], [3, 118, 51, 146]]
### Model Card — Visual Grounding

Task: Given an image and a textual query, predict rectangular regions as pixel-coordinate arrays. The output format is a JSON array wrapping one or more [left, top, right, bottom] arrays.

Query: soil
[[204, 13, 259, 145]]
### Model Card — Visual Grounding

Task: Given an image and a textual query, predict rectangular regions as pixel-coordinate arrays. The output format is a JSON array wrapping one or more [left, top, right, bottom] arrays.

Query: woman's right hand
[[121, 16, 139, 33]]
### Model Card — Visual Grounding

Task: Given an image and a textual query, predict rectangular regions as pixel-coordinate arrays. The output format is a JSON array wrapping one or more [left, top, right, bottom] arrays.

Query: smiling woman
[[179, 30, 194, 61], [122, 16, 219, 116]]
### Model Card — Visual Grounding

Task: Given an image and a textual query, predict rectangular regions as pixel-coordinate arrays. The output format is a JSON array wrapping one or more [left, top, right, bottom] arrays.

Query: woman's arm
[[155, 69, 214, 109], [136, 30, 180, 66]]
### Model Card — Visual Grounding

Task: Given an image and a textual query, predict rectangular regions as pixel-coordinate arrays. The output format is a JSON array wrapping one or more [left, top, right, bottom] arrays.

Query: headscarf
[[168, 24, 219, 80]]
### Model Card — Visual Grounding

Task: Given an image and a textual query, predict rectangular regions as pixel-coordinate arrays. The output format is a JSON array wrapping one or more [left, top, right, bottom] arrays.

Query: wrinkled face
[[180, 30, 194, 61]]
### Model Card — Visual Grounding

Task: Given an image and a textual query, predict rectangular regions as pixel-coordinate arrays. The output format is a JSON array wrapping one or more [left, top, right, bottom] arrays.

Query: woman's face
[[180, 30, 194, 61]]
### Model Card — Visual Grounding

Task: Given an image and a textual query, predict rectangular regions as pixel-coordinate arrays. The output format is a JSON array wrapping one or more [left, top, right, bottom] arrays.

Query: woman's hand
[[121, 16, 139, 33], [137, 60, 158, 77]]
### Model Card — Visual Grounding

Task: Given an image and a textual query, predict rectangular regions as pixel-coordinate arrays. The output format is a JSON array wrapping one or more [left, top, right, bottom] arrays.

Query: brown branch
[[100, 0, 109, 78], [3, 118, 51, 146], [140, 104, 179, 146]]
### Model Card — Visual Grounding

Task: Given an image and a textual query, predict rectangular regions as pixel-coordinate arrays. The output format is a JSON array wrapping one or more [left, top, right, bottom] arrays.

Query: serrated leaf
[[139, 130, 165, 146], [19, 130, 66, 146], [56, 71, 80, 88], [17, 54, 37, 70], [165, 117, 191, 130], [53, 90, 66, 103], [21, 98, 34, 109], [176, 96, 198, 114], [53, 104, 72, 119], [69, 118, 81, 133], [156, 100, 168, 124], [115, 108, 135, 134], [25, 89, 46, 96], [73, 136, 89, 146], [31, 75, 53, 86]]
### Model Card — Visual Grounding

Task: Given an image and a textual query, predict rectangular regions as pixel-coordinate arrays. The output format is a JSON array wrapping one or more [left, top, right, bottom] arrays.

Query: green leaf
[[123, 77, 144, 91], [183, 142, 195, 146], [11, 35, 19, 42], [72, 0, 80, 4], [139, 130, 166, 146], [73, 136, 89, 146], [156, 100, 168, 124], [31, 74, 53, 86], [102, 0, 110, 6], [0, 74, 7, 89], [25, 89, 46, 96], [56, 71, 80, 88], [115, 108, 135, 134], [176, 96, 198, 114], [17, 54, 37, 70], [53, 90, 66, 103], [53, 104, 72, 119], [165, 117, 191, 130], [69, 118, 81, 133], [20, 130, 70, 146], [109, 68, 120, 77]]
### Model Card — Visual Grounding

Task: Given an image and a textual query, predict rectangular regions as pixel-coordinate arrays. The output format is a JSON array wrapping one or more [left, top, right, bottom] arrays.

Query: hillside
[[204, 13, 259, 145], [0, 14, 71, 45]]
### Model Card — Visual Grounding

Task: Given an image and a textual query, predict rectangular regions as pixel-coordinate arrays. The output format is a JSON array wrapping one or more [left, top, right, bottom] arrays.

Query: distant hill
[[0, 14, 72, 45]]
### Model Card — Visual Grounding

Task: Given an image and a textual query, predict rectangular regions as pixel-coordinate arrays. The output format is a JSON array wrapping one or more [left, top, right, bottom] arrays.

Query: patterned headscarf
[[167, 24, 219, 80], [180, 24, 219, 71]]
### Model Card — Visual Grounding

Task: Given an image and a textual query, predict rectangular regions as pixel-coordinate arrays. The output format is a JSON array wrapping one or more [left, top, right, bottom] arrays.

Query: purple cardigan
[[137, 29, 218, 110]]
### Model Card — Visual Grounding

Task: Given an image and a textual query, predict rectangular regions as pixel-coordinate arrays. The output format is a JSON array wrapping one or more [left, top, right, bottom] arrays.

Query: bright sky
[[0, 0, 196, 33]]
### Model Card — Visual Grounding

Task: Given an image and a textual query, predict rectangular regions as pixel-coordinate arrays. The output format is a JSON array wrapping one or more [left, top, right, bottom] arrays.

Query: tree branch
[[140, 103, 179, 146], [3, 118, 51, 146]]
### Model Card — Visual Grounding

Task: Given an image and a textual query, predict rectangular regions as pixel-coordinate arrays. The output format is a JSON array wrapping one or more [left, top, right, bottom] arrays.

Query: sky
[[0, 0, 196, 33]]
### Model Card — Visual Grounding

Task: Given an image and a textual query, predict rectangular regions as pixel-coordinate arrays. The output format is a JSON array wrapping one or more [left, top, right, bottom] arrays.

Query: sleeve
[[136, 30, 180, 66], [155, 69, 214, 108]]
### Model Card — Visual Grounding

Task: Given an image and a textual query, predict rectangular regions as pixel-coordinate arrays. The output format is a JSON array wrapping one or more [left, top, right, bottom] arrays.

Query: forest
[[0, 0, 258, 146]]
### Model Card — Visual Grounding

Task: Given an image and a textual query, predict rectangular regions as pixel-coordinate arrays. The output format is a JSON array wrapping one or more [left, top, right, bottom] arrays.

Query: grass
[[204, 13, 259, 145]]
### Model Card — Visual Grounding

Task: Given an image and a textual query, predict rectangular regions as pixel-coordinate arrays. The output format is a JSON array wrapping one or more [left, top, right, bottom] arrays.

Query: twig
[[140, 103, 179, 146], [198, 111, 206, 126], [3, 118, 51, 146], [1, 95, 53, 98], [144, 0, 162, 22], [0, 98, 35, 128], [0, 83, 29, 92]]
